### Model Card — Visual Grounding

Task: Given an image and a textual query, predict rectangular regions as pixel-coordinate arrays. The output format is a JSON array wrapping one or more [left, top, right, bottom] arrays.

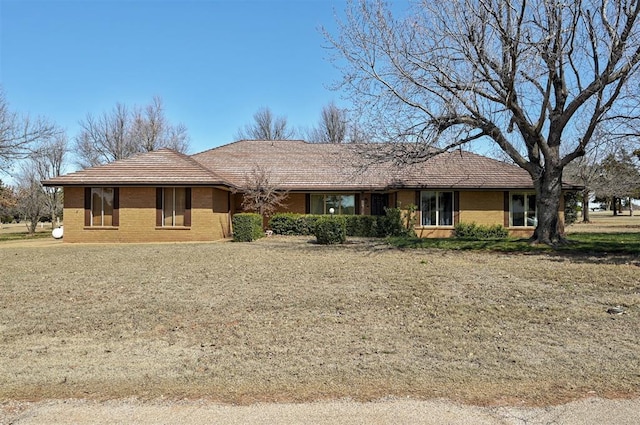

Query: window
[[158, 187, 191, 227], [511, 193, 537, 227], [309, 194, 356, 215], [420, 191, 453, 226], [85, 187, 118, 227]]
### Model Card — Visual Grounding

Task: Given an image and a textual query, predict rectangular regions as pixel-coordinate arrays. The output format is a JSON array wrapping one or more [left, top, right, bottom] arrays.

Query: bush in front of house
[[377, 207, 411, 237], [269, 213, 321, 235], [344, 215, 378, 237], [232, 213, 264, 242], [454, 222, 509, 240], [270, 209, 413, 238], [314, 215, 347, 244]]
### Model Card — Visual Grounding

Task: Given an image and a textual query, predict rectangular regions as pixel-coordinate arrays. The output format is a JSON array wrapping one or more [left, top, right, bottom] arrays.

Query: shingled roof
[[192, 140, 544, 190], [44, 140, 580, 190], [43, 148, 228, 187]]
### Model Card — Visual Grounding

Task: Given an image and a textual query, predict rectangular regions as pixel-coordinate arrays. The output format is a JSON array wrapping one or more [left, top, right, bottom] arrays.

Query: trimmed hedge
[[269, 213, 321, 235], [453, 222, 509, 240], [232, 213, 264, 242], [269, 208, 410, 238], [314, 215, 347, 244], [345, 215, 379, 237]]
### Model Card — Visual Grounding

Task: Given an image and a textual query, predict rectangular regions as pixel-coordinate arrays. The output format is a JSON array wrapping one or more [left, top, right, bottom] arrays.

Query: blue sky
[[1, 0, 354, 155]]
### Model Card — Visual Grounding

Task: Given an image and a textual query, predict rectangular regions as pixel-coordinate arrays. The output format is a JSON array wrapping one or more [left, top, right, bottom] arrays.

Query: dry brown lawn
[[568, 210, 640, 233], [1, 225, 639, 406]]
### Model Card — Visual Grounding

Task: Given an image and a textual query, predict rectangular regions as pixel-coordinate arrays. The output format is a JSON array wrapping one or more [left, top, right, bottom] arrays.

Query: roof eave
[[42, 180, 233, 188]]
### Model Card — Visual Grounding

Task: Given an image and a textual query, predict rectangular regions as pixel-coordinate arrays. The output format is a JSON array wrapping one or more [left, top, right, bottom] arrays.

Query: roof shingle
[[44, 140, 581, 191], [43, 148, 229, 187]]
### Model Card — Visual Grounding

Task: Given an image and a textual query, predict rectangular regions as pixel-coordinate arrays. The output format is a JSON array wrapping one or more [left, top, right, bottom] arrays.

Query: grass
[[1, 212, 639, 406], [1, 236, 639, 406], [0, 231, 51, 242], [388, 232, 640, 255], [0, 222, 54, 242]]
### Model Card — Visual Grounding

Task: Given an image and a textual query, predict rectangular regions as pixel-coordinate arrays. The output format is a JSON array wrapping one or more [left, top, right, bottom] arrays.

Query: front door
[[371, 193, 389, 216]]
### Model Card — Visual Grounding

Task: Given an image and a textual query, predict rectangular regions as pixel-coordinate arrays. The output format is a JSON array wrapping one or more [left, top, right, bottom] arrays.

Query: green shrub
[[377, 207, 410, 237], [232, 213, 264, 242], [454, 222, 509, 240], [564, 191, 580, 225], [345, 215, 378, 237], [269, 213, 321, 235], [314, 215, 347, 244], [269, 208, 413, 239]]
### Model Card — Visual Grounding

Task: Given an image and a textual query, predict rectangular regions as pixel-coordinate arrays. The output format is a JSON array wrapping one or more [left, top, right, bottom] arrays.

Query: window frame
[[308, 193, 357, 215], [84, 187, 119, 227], [419, 190, 455, 227], [156, 187, 191, 228], [509, 192, 537, 227]]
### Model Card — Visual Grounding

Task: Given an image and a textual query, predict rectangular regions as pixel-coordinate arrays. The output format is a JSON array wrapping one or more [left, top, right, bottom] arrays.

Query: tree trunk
[[581, 190, 590, 223], [532, 166, 565, 245], [613, 197, 618, 215]]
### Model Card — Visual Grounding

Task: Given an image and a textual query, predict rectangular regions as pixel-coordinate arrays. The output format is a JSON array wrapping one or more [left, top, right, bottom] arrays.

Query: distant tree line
[[565, 143, 640, 221]]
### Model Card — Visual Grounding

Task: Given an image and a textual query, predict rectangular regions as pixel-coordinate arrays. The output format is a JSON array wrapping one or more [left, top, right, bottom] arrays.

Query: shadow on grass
[[387, 232, 640, 262]]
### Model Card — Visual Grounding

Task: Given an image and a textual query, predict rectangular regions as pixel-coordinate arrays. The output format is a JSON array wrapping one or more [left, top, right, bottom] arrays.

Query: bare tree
[[239, 165, 289, 219], [235, 107, 296, 140], [563, 134, 618, 222], [306, 102, 349, 143], [131, 96, 190, 153], [75, 97, 190, 168], [594, 149, 640, 215], [327, 0, 640, 244], [0, 89, 58, 169], [31, 133, 67, 226], [15, 164, 47, 234]]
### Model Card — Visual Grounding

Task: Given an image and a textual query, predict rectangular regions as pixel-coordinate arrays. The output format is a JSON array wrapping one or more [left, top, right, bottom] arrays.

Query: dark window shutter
[[504, 191, 510, 227], [156, 188, 163, 226], [305, 194, 310, 214], [112, 188, 120, 227], [415, 191, 421, 209], [453, 191, 460, 225], [184, 188, 192, 226], [84, 187, 91, 226], [355, 193, 361, 215]]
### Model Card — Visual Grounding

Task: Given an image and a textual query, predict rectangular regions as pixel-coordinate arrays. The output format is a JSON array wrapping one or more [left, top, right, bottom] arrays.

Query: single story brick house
[[43, 140, 580, 243]]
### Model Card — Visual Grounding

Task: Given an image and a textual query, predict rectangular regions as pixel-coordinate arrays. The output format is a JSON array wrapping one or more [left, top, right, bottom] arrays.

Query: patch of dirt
[[1, 236, 639, 407]]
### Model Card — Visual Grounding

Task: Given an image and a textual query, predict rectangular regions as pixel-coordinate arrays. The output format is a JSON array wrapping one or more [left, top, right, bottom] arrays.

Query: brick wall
[[61, 186, 231, 243], [459, 191, 504, 226]]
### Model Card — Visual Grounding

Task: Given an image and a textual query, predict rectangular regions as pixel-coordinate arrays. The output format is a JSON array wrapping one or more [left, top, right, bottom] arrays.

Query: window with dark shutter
[[158, 187, 191, 227], [85, 187, 118, 227]]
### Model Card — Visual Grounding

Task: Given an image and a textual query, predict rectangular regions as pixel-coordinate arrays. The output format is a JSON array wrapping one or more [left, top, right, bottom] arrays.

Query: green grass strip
[[387, 232, 640, 255]]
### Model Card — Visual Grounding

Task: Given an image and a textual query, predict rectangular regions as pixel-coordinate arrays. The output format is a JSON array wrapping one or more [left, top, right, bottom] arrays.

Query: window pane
[[91, 188, 103, 226], [325, 195, 341, 214], [102, 188, 114, 226], [526, 194, 537, 226], [163, 188, 173, 226], [310, 194, 324, 214], [174, 187, 186, 226], [511, 194, 525, 226], [438, 192, 453, 226], [421, 191, 437, 226], [340, 195, 355, 215]]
